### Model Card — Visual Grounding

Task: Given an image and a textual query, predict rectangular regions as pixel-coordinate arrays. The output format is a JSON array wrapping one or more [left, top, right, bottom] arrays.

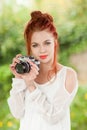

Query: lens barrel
[[15, 61, 31, 74]]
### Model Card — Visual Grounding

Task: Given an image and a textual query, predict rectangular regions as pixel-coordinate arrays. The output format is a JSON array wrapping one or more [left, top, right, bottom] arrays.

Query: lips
[[39, 55, 48, 59]]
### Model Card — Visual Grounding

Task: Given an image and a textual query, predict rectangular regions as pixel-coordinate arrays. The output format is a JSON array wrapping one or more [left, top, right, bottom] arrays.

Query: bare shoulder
[[65, 67, 78, 94]]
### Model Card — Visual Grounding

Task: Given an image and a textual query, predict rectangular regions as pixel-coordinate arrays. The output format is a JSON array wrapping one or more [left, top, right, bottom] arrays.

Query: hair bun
[[44, 13, 53, 22], [31, 11, 42, 20], [31, 11, 53, 22]]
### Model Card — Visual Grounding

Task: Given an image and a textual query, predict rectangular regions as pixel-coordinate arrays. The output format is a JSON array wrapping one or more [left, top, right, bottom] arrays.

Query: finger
[[10, 64, 17, 72], [21, 72, 37, 81], [12, 54, 22, 64], [12, 57, 20, 64], [26, 59, 39, 71], [10, 64, 22, 78], [10, 64, 15, 68], [31, 66, 39, 75], [16, 54, 22, 58]]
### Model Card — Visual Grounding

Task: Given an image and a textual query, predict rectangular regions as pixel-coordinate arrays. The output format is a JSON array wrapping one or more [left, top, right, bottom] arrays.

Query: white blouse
[[7, 66, 78, 130]]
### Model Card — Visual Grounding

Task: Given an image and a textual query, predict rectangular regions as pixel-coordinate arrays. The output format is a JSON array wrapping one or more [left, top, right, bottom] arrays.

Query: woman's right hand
[[10, 54, 39, 92], [10, 54, 23, 79], [10, 54, 39, 85]]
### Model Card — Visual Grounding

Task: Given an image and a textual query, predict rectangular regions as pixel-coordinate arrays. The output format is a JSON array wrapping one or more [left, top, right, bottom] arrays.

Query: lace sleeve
[[27, 77, 78, 124], [7, 78, 26, 119]]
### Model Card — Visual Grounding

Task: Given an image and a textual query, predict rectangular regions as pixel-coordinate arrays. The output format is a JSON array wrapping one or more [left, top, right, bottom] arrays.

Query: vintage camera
[[15, 56, 40, 74]]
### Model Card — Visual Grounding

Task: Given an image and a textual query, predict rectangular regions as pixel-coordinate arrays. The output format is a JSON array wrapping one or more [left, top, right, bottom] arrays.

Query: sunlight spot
[[16, 0, 33, 7], [7, 121, 13, 127], [84, 93, 87, 100], [0, 121, 3, 127]]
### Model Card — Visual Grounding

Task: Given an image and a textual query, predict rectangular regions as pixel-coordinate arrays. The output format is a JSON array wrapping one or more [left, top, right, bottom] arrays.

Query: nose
[[40, 45, 46, 53]]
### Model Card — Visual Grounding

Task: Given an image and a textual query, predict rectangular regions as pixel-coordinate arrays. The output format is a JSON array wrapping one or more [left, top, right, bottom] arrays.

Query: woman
[[8, 11, 78, 130]]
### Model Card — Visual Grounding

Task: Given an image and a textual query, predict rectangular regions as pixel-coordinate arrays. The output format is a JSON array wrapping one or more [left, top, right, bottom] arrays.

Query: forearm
[[28, 83, 78, 124], [8, 91, 25, 119], [7, 78, 26, 119]]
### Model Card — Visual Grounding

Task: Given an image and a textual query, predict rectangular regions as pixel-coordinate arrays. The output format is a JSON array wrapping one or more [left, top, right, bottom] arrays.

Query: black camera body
[[15, 56, 40, 74]]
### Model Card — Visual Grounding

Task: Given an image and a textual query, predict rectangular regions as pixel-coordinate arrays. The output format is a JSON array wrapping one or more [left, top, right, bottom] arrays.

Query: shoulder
[[65, 67, 78, 94], [66, 67, 77, 78]]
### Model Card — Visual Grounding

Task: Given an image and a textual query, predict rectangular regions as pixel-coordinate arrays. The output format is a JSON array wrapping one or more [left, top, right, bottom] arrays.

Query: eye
[[32, 43, 38, 48], [45, 41, 51, 45]]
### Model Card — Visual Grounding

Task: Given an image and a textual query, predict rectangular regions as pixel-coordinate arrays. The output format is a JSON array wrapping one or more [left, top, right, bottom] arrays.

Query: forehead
[[31, 30, 54, 43]]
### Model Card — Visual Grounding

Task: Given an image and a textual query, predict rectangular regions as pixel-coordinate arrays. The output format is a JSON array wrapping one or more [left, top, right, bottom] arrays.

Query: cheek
[[31, 48, 38, 56], [49, 44, 55, 53], [31, 48, 35, 55]]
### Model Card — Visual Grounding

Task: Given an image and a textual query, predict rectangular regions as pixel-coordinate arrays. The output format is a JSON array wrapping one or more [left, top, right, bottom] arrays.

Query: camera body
[[15, 56, 40, 74]]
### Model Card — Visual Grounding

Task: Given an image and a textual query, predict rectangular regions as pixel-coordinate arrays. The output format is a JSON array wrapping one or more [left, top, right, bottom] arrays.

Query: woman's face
[[31, 30, 55, 64]]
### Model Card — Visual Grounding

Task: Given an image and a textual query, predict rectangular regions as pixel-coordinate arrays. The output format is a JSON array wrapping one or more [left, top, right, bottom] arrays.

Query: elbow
[[11, 111, 24, 119], [8, 105, 24, 119], [42, 114, 61, 124], [7, 98, 24, 119], [42, 108, 68, 124]]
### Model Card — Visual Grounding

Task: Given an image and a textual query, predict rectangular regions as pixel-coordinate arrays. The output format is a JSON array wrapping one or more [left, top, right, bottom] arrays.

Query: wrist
[[28, 85, 36, 92]]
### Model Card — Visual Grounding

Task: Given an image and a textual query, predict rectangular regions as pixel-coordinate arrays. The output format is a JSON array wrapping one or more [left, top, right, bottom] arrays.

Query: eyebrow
[[31, 39, 53, 44]]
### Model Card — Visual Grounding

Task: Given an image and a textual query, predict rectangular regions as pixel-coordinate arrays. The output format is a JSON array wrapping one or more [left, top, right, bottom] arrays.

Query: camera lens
[[15, 61, 31, 74]]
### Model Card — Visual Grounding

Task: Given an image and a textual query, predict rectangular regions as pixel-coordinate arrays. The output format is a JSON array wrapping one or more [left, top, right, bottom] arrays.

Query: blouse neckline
[[34, 66, 66, 87]]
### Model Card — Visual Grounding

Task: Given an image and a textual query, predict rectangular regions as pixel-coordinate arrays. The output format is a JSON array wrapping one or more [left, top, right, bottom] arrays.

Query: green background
[[0, 0, 87, 129]]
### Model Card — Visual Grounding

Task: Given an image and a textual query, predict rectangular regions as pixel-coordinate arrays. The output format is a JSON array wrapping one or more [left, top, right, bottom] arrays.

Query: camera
[[15, 56, 40, 74]]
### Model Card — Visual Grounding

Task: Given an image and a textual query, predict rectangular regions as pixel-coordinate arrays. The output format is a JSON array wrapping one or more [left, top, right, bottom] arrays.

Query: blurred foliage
[[71, 86, 87, 130], [69, 0, 87, 23], [0, 4, 29, 100], [0, 4, 29, 64], [0, 65, 12, 99], [0, 0, 87, 130], [58, 0, 87, 65]]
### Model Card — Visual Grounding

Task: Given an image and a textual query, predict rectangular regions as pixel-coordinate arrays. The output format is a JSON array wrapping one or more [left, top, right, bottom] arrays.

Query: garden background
[[0, 0, 87, 130]]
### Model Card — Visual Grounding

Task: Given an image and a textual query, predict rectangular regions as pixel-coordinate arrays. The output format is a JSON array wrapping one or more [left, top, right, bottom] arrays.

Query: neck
[[35, 62, 52, 84], [39, 61, 53, 74]]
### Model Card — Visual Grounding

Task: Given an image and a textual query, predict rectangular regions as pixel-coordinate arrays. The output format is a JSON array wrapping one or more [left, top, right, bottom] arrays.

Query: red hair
[[24, 11, 59, 79]]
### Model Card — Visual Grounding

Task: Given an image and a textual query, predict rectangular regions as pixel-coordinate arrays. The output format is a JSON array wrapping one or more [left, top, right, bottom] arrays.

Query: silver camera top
[[18, 56, 40, 65], [18, 56, 29, 62]]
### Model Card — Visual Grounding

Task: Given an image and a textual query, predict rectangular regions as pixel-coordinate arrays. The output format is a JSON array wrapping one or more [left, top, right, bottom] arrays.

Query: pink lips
[[39, 55, 48, 59]]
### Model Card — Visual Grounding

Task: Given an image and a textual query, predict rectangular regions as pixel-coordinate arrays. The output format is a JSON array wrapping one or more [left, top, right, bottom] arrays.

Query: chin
[[40, 58, 53, 65]]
